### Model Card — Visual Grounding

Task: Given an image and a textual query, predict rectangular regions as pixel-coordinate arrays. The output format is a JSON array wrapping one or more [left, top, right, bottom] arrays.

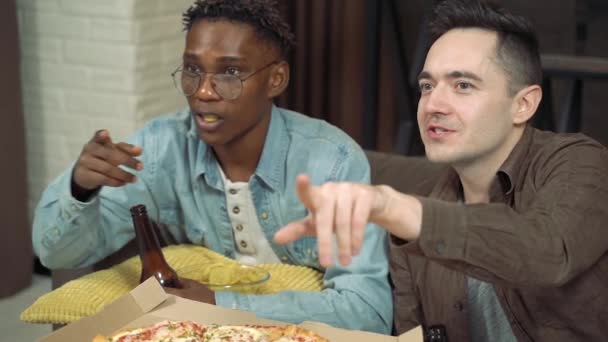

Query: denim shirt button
[[235, 224, 244, 231], [281, 256, 288, 262], [261, 212, 268, 220], [232, 206, 240, 214], [229, 189, 237, 195]]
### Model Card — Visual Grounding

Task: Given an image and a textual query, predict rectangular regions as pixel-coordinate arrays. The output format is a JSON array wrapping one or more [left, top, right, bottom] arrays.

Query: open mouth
[[200, 113, 220, 123], [430, 127, 450, 134], [427, 125, 455, 138], [195, 112, 224, 131]]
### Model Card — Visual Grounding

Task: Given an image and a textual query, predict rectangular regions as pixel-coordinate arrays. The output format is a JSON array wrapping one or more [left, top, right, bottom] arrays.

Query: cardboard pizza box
[[38, 277, 423, 342]]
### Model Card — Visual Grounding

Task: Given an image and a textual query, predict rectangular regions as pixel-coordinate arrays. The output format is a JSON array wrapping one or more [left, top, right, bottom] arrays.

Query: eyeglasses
[[171, 61, 278, 100]]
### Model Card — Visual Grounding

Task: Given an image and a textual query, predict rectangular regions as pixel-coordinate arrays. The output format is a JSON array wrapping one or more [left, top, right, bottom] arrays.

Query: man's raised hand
[[72, 130, 143, 191]]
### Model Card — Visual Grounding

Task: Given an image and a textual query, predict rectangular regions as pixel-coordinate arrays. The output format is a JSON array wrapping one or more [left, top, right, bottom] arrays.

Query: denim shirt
[[33, 106, 392, 334]]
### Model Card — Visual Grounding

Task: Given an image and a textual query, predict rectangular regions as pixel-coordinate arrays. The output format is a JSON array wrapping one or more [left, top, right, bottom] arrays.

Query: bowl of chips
[[178, 262, 270, 292]]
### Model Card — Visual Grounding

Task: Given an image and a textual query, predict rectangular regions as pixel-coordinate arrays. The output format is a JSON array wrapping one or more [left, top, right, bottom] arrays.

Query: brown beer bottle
[[130, 204, 182, 288]]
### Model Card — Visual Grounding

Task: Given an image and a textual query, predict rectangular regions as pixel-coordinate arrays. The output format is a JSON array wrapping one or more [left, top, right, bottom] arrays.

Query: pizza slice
[[93, 320, 329, 342], [92, 320, 207, 342], [203, 324, 329, 342], [255, 324, 330, 342]]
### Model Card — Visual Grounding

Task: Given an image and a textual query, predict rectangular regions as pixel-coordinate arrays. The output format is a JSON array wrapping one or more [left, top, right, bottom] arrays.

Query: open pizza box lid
[[38, 277, 423, 342]]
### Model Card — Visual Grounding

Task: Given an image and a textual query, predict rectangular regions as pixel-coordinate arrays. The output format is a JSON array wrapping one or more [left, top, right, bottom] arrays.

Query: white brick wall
[[17, 0, 191, 218]]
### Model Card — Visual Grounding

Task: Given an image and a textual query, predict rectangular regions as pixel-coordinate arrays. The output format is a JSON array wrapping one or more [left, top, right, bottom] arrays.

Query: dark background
[[277, 0, 608, 154]]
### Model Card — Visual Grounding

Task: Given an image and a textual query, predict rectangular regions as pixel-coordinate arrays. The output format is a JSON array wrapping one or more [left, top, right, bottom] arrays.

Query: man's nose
[[420, 85, 450, 115], [194, 74, 221, 101]]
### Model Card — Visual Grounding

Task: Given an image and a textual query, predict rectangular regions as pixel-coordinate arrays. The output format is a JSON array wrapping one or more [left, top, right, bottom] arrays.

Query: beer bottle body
[[131, 204, 182, 289]]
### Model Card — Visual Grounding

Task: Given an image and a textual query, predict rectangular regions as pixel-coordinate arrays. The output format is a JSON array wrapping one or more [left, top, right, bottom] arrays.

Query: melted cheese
[[204, 325, 268, 342]]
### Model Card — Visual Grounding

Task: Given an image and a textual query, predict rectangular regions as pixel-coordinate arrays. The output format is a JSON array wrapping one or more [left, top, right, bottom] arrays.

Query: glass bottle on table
[[130, 204, 182, 289], [424, 325, 448, 342]]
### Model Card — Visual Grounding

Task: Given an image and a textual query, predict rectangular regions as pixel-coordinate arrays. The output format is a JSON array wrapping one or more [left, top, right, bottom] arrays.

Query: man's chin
[[197, 131, 223, 146], [425, 148, 459, 165]]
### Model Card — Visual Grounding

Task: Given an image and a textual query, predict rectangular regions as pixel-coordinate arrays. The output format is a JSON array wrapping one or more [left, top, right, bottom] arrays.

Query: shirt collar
[[189, 105, 289, 191], [254, 105, 289, 191], [495, 124, 535, 196]]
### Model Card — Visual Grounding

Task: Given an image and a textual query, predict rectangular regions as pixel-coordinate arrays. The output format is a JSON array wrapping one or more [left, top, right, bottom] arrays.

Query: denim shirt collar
[[188, 105, 289, 192]]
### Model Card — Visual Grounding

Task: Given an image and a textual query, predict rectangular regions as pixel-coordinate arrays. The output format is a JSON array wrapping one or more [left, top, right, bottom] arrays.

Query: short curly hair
[[183, 0, 295, 58]]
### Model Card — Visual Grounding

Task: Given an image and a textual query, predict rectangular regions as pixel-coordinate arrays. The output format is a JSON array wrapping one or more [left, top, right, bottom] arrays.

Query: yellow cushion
[[21, 245, 324, 324]]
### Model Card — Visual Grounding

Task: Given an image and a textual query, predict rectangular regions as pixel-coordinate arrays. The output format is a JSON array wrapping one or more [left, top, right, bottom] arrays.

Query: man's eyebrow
[[215, 56, 246, 63], [181, 53, 246, 64], [417, 71, 432, 82], [417, 70, 483, 82], [447, 70, 483, 82], [182, 52, 198, 60]]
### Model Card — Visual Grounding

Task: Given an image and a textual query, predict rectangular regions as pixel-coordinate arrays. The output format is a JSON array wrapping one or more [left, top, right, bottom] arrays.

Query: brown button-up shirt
[[389, 126, 608, 341]]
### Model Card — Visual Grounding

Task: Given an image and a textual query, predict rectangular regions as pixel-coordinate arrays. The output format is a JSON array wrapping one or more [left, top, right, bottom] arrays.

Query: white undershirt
[[218, 165, 281, 265]]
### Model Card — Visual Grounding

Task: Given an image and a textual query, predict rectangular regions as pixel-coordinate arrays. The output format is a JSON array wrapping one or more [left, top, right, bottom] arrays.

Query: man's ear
[[513, 84, 542, 124], [267, 61, 290, 98]]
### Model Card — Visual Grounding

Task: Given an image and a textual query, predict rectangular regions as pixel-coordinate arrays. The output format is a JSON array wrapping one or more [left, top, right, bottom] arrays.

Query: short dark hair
[[182, 0, 295, 59], [429, 0, 542, 95]]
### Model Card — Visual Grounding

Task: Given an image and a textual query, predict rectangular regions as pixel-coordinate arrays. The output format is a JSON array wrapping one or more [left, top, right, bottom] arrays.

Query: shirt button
[[240, 240, 248, 248], [236, 224, 244, 231], [229, 189, 237, 195], [261, 212, 268, 220], [281, 256, 288, 262], [436, 241, 446, 255], [52, 228, 60, 236], [232, 206, 240, 214], [454, 301, 464, 311]]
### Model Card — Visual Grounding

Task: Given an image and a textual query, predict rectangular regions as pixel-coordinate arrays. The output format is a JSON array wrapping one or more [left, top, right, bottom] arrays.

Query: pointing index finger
[[295, 174, 316, 210], [93, 129, 112, 145]]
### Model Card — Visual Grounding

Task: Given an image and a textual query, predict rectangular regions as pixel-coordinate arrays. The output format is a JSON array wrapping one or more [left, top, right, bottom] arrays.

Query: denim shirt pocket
[[289, 236, 322, 269], [157, 206, 192, 244], [280, 202, 323, 270]]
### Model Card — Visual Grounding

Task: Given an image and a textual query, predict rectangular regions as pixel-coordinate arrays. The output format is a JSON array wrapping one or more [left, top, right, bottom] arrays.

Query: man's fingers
[[274, 217, 316, 244], [89, 130, 143, 171], [334, 188, 353, 266], [295, 175, 335, 267], [295, 174, 317, 210], [93, 129, 113, 145], [87, 168, 131, 187], [114, 142, 144, 170], [87, 142, 142, 171], [115, 142, 143, 157], [351, 192, 373, 256], [312, 193, 335, 268], [82, 157, 137, 184]]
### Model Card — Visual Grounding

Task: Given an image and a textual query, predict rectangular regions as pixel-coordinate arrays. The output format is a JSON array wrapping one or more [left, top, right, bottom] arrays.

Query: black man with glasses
[[32, 0, 392, 334]]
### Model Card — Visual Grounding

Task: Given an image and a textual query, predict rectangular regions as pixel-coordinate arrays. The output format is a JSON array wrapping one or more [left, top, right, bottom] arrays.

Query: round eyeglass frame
[[171, 60, 279, 100]]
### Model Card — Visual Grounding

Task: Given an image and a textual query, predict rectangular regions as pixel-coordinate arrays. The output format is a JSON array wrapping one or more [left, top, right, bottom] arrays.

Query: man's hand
[[274, 174, 423, 268], [72, 130, 143, 193], [164, 278, 216, 304]]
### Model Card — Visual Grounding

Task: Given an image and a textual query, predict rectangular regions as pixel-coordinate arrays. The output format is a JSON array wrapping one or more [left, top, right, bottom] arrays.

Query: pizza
[[92, 319, 329, 342]]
